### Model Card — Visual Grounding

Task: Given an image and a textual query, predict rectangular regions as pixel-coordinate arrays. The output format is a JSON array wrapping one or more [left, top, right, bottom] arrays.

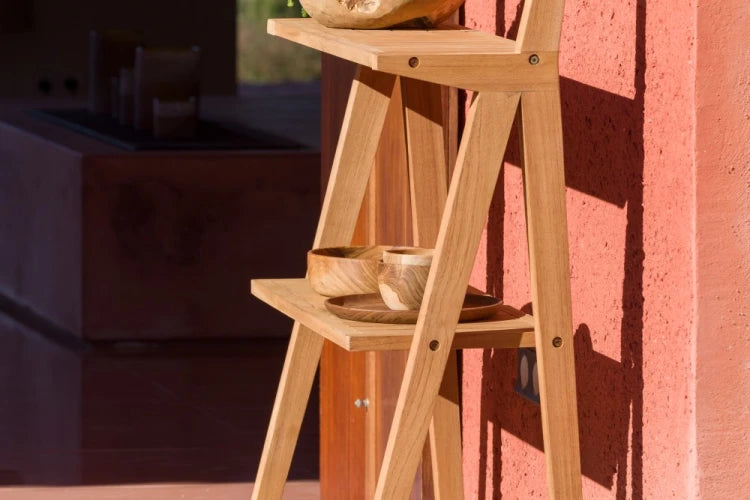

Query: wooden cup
[[378, 248, 434, 310], [382, 247, 434, 266]]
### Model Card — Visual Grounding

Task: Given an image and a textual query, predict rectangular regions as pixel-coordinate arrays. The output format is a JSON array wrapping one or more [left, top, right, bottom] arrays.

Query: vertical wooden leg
[[254, 66, 396, 500], [520, 89, 583, 499], [251, 324, 324, 500], [427, 351, 464, 500], [375, 92, 521, 499], [402, 77, 463, 500], [401, 77, 448, 247]]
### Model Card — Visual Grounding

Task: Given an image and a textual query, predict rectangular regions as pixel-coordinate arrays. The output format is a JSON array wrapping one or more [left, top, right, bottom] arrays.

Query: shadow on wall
[[476, 0, 646, 499]]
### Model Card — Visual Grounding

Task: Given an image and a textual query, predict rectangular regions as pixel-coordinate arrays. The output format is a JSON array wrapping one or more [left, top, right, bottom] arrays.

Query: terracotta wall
[[694, 0, 750, 498], [461, 0, 748, 498], [0, 0, 236, 98]]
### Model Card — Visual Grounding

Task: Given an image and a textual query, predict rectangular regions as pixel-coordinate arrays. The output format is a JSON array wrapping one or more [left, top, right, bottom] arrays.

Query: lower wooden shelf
[[251, 278, 535, 352]]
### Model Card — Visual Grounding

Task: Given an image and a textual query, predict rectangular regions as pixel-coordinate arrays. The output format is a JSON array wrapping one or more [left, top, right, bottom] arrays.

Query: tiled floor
[[0, 313, 319, 497]]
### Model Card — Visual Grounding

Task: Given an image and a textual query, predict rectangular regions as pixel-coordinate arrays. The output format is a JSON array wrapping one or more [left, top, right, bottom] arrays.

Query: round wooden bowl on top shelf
[[307, 245, 387, 297], [299, 0, 465, 29]]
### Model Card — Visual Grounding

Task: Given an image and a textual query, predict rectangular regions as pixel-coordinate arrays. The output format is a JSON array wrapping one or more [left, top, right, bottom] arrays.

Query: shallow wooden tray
[[325, 293, 502, 324]]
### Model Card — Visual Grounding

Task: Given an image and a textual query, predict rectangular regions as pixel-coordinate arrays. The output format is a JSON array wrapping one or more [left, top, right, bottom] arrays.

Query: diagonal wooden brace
[[374, 91, 521, 499]]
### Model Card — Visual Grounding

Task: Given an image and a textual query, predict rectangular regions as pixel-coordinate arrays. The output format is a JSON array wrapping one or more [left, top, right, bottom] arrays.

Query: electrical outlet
[[514, 348, 540, 405]]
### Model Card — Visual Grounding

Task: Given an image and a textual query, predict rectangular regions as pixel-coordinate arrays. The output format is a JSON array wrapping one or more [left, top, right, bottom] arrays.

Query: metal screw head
[[528, 54, 540, 65], [354, 398, 362, 408], [552, 337, 563, 348], [429, 340, 440, 351], [408, 57, 420, 68]]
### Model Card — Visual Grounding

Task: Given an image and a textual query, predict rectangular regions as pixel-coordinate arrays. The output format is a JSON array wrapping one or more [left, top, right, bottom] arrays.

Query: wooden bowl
[[378, 261, 431, 310], [307, 246, 386, 297]]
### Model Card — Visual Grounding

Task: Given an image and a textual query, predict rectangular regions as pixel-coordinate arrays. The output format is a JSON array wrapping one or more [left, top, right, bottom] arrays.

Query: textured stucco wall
[[695, 0, 750, 498], [461, 0, 707, 497]]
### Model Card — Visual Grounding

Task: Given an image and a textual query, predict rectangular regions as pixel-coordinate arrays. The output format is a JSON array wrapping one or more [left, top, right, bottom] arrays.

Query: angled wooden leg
[[401, 77, 463, 500], [315, 66, 397, 248], [520, 89, 583, 499], [253, 65, 396, 500], [375, 92, 521, 499], [251, 324, 324, 500]]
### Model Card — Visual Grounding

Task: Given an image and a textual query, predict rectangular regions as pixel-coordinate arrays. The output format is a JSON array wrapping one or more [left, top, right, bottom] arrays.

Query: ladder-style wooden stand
[[251, 2, 583, 498]]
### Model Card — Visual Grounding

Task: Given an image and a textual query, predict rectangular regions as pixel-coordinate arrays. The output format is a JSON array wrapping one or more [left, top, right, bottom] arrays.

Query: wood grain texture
[[382, 247, 434, 266], [517, 0, 565, 52], [299, 0, 463, 29], [320, 55, 358, 197], [315, 65, 396, 249], [307, 245, 387, 297], [251, 278, 534, 351], [428, 349, 463, 500], [401, 77, 448, 248], [325, 292, 502, 324], [377, 52, 558, 93], [370, 78, 413, 248], [320, 339, 368, 500], [402, 76, 463, 500], [363, 78, 422, 500], [267, 19, 559, 92], [378, 262, 431, 310], [255, 64, 396, 500], [441, 86, 458, 181], [520, 89, 583, 499], [319, 54, 369, 500], [374, 91, 521, 499], [250, 324, 325, 500]]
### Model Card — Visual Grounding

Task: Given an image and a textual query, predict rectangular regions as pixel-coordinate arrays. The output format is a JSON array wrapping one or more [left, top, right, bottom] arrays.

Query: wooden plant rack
[[251, 2, 583, 498]]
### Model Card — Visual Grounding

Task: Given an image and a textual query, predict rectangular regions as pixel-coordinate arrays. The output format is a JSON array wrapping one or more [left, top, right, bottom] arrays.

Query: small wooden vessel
[[307, 245, 387, 296]]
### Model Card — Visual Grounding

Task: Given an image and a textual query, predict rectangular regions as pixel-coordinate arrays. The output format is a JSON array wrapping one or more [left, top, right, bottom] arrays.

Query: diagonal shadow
[[477, 0, 646, 498]]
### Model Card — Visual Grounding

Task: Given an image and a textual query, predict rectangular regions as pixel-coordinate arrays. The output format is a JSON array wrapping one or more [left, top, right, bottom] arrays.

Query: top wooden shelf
[[267, 18, 559, 91]]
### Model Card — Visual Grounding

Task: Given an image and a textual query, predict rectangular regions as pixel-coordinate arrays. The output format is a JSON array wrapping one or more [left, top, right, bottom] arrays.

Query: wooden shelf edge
[[265, 19, 560, 93], [250, 278, 535, 351]]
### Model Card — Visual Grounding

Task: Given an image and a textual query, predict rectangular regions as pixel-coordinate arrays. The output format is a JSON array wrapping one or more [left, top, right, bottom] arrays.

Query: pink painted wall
[[461, 0, 748, 498], [695, 0, 750, 497]]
